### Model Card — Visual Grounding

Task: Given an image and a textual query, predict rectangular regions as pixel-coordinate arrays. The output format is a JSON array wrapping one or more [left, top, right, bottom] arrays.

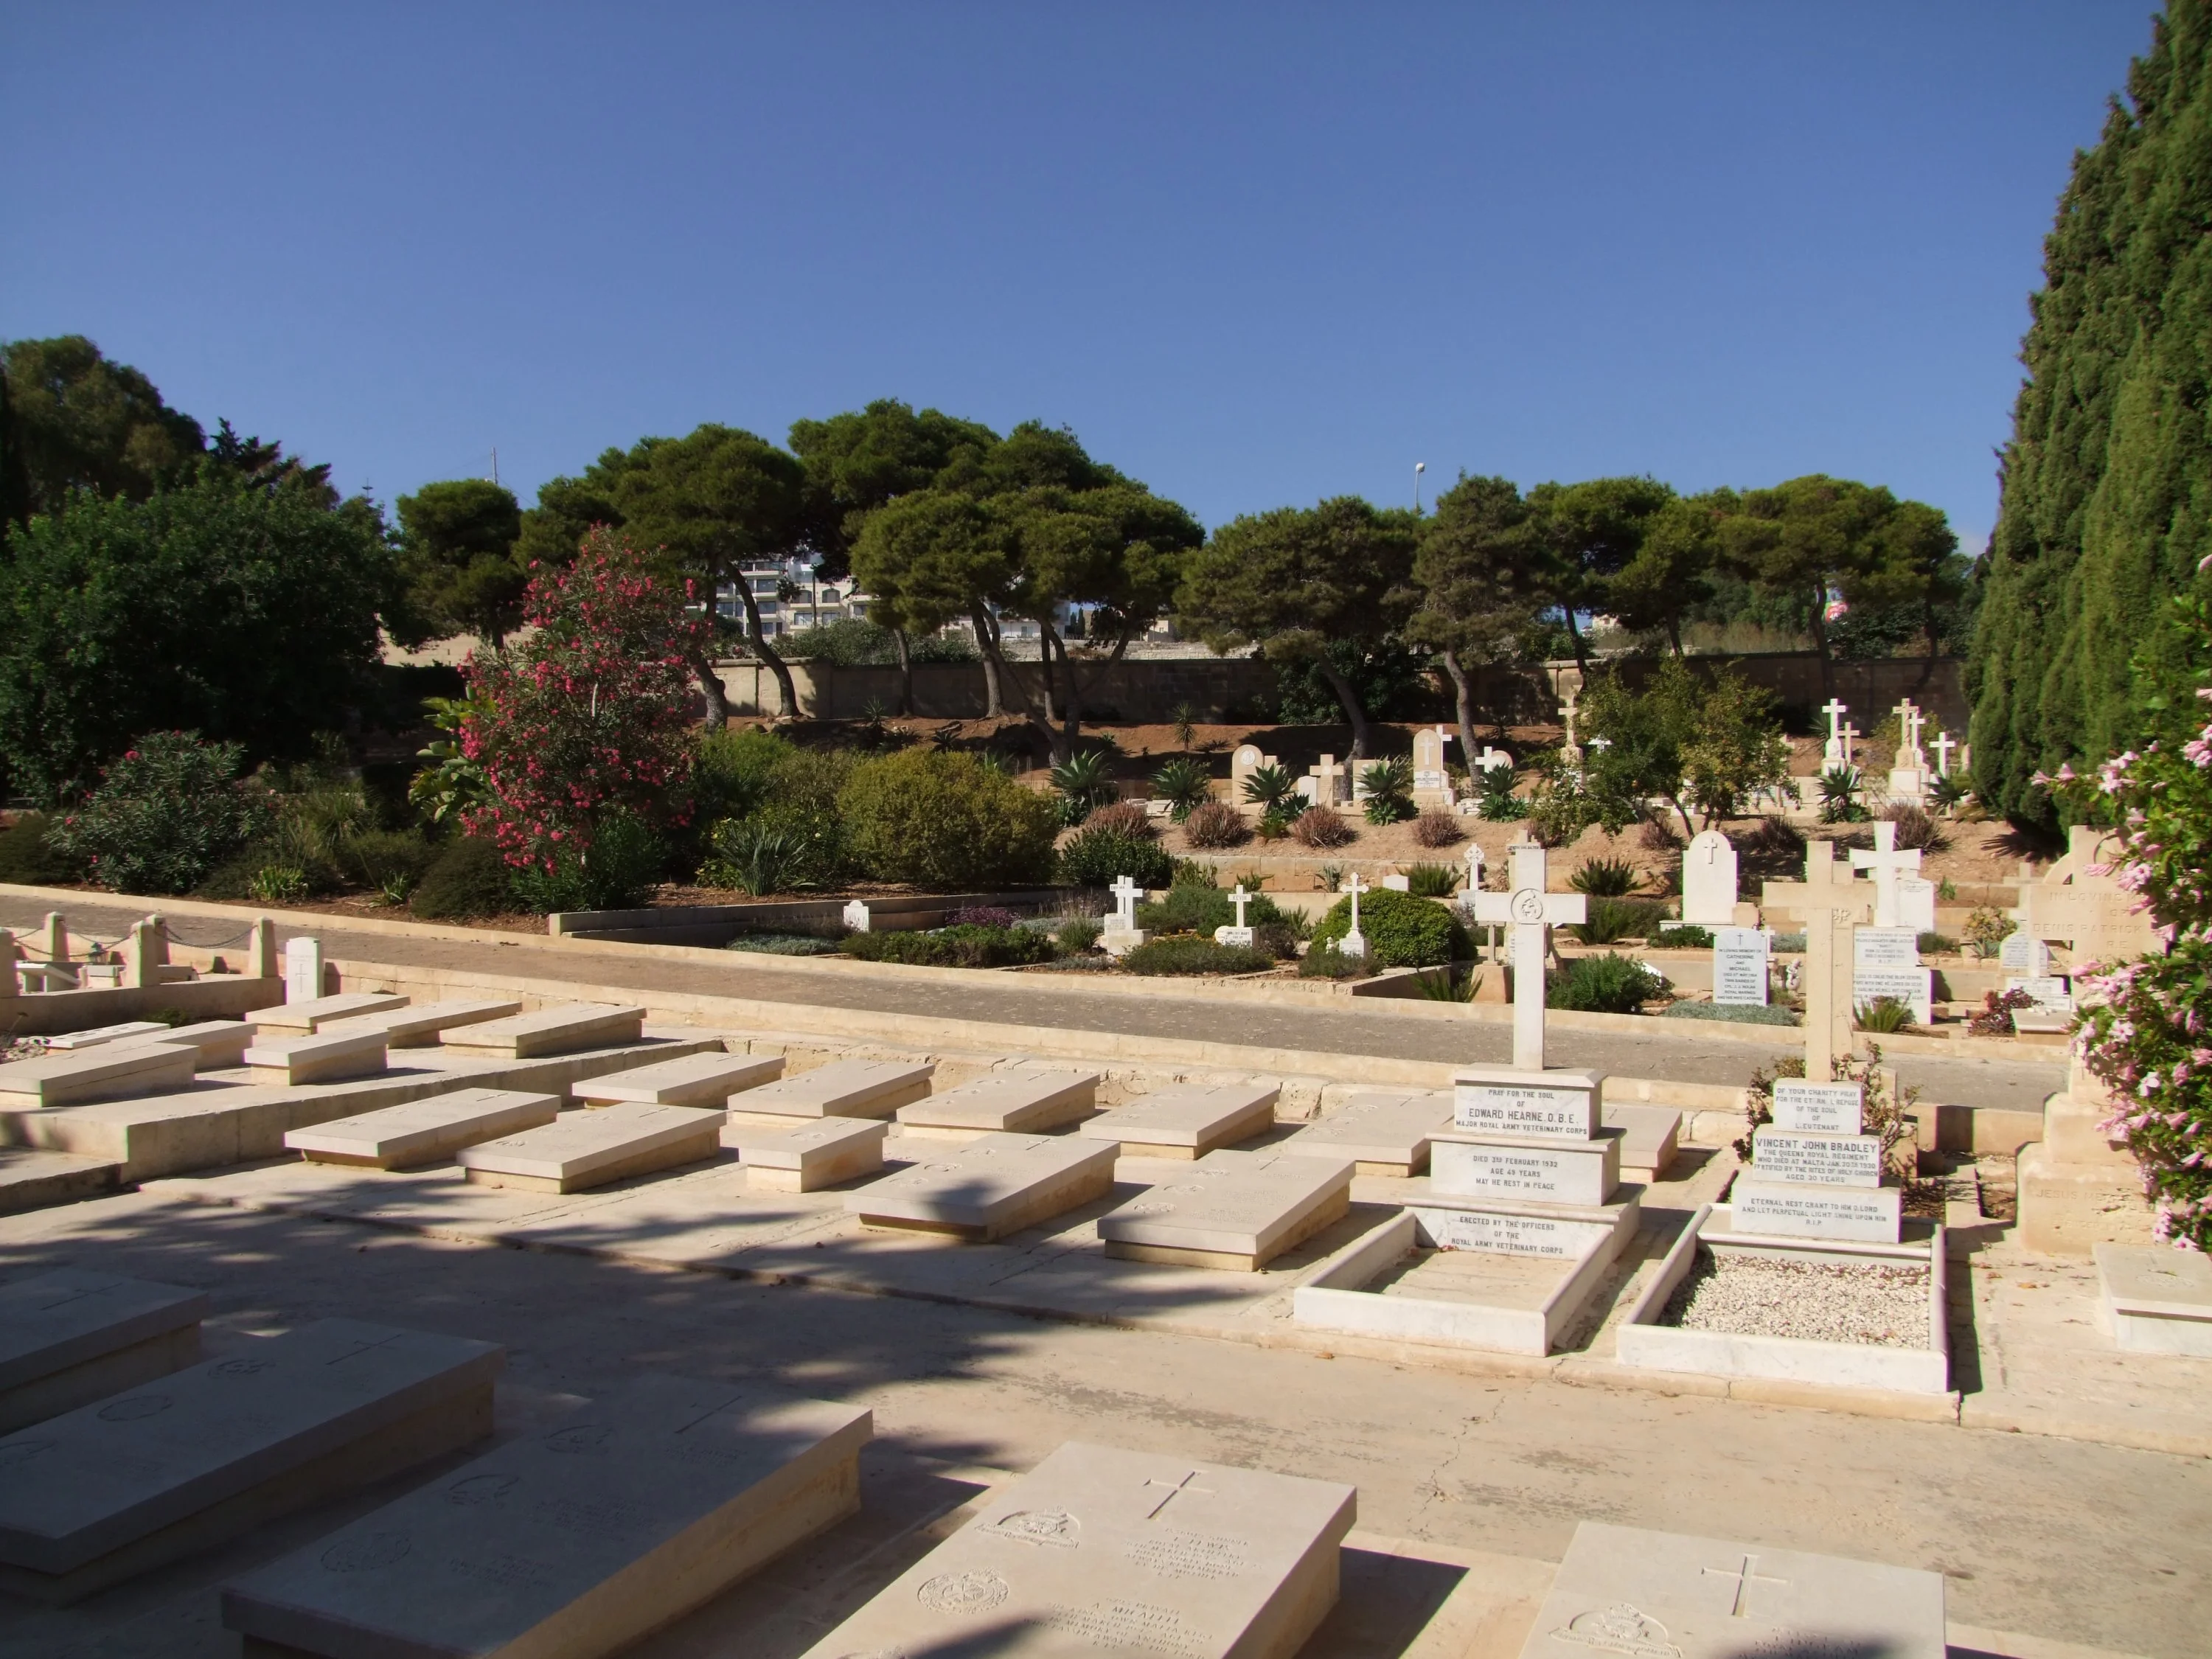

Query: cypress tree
[[1970, 1, 2212, 827]]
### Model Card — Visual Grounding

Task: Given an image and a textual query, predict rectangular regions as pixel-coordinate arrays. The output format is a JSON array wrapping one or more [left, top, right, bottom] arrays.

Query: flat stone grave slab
[[1517, 1520, 1944, 1659], [285, 1088, 562, 1171], [574, 1049, 784, 1108], [799, 1439, 1356, 1659], [220, 1372, 870, 1659], [457, 1103, 725, 1194], [323, 998, 521, 1048], [737, 1118, 888, 1192], [2096, 1242, 2212, 1357], [44, 1021, 172, 1051], [1280, 1089, 1453, 1176], [0, 1043, 195, 1110], [1099, 1149, 1354, 1272], [0, 1270, 207, 1433], [243, 1027, 390, 1088], [895, 1068, 1098, 1140], [1080, 1080, 1279, 1159], [251, 992, 411, 1035], [0, 1318, 501, 1603], [442, 1003, 647, 1060], [847, 1131, 1116, 1242], [118, 1020, 257, 1071], [1428, 1129, 1621, 1206], [1296, 1194, 1639, 1357], [723, 1058, 936, 1130]]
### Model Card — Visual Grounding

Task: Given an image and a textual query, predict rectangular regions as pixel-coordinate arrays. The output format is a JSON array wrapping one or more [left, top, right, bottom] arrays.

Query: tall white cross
[[1340, 872, 1370, 959], [1820, 698, 1849, 748], [1468, 843, 1587, 1071], [1464, 841, 1485, 890], [1109, 874, 1143, 931], [1838, 723, 1860, 768], [1931, 731, 1956, 777], [1228, 884, 1253, 929], [1848, 818, 1921, 929]]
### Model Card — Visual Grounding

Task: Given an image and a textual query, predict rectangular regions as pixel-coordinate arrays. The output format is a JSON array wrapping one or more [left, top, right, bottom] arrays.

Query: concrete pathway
[[0, 894, 2067, 1113], [0, 1187, 2199, 1658]]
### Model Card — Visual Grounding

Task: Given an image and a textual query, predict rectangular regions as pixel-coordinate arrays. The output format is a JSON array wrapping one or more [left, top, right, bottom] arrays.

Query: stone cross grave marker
[[1310, 753, 1348, 805], [1820, 698, 1850, 768], [1465, 841, 1485, 889], [1559, 682, 1582, 762], [1338, 872, 1370, 959], [1681, 830, 1738, 925], [1892, 699, 1927, 767], [1711, 926, 1770, 1006], [1931, 729, 1956, 777], [1214, 884, 1256, 948], [1839, 721, 1860, 768], [1849, 819, 1921, 928], [1763, 843, 1874, 1082], [1468, 843, 1587, 1072], [283, 936, 323, 1004], [1109, 874, 1144, 931]]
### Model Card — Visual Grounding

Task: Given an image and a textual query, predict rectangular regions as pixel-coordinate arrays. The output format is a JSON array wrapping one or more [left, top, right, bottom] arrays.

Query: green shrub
[[1298, 942, 1374, 979], [408, 835, 517, 919], [1360, 757, 1414, 824], [724, 932, 841, 956], [1057, 826, 1174, 889], [1290, 806, 1355, 848], [1819, 765, 1870, 823], [1916, 931, 1959, 956], [1309, 889, 1470, 967], [701, 809, 844, 895], [1180, 800, 1247, 849], [341, 829, 439, 901], [1770, 931, 1806, 953], [1048, 749, 1119, 824], [1240, 762, 1298, 813], [1571, 898, 1667, 944], [692, 728, 796, 823], [1135, 883, 1290, 936], [776, 617, 976, 666], [1120, 936, 1273, 975], [45, 732, 273, 896], [1568, 856, 1643, 897], [1963, 907, 2011, 958], [507, 812, 668, 914], [1548, 953, 1666, 1014], [1477, 762, 1527, 820], [841, 748, 1060, 888], [843, 924, 1056, 968], [247, 865, 310, 904], [1057, 917, 1102, 952], [1655, 923, 1715, 948], [0, 813, 83, 885], [1661, 1000, 1799, 1026], [1402, 863, 1458, 898]]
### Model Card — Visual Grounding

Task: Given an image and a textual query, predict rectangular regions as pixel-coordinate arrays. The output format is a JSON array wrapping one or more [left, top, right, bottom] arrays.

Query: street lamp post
[[1414, 461, 1427, 513]]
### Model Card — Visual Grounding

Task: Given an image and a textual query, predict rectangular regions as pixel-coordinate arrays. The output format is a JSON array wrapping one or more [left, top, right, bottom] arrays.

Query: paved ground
[[1, 894, 2069, 1114], [0, 1190, 2203, 1658]]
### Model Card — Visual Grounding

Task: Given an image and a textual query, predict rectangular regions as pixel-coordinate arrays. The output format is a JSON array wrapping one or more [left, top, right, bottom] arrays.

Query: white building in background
[[714, 557, 872, 637]]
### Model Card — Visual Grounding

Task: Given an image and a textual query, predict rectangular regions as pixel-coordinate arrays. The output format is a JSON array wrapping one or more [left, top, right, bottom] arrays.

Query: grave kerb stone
[[723, 1059, 935, 1127], [1079, 1080, 1278, 1159], [243, 1028, 391, 1088], [895, 1068, 1099, 1140], [322, 998, 523, 1049], [845, 1132, 1116, 1242], [573, 1050, 785, 1108], [441, 1004, 647, 1060], [1517, 1520, 1945, 1659], [795, 1439, 1355, 1659], [44, 1020, 172, 1051], [114, 1020, 256, 1071], [737, 1118, 888, 1192], [220, 1375, 870, 1659], [0, 1271, 209, 1436], [285, 1088, 563, 1170], [1099, 1150, 1354, 1272], [1279, 1089, 1452, 1175], [0, 1043, 197, 1110], [0, 1318, 502, 1604], [457, 1103, 725, 1194], [252, 992, 411, 1035]]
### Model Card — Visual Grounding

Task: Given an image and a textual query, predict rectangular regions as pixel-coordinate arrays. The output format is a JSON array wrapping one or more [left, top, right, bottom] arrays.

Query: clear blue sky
[[0, 3, 2162, 552]]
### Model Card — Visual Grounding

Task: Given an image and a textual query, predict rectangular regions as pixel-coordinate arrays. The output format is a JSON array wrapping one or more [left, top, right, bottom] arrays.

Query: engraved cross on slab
[[1703, 1552, 1790, 1618], [1467, 843, 1586, 1071], [1140, 1470, 1217, 1520]]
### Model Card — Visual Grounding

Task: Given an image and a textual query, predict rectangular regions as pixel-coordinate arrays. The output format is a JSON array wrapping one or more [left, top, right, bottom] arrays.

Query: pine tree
[[1970, 2, 2212, 827]]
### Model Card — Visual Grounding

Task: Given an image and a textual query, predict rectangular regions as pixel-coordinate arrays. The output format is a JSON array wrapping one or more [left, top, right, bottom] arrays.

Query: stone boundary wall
[[712, 653, 1965, 731]]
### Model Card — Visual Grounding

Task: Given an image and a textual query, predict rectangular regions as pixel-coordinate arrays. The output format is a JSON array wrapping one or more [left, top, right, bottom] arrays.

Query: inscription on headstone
[[1452, 1081, 1594, 1142], [1854, 927, 1920, 967], [1770, 1080, 1864, 1134], [1733, 1182, 1904, 1242], [1424, 1209, 1589, 1259], [1711, 927, 1770, 1006], [1750, 1130, 1882, 1189], [1852, 966, 1933, 1024]]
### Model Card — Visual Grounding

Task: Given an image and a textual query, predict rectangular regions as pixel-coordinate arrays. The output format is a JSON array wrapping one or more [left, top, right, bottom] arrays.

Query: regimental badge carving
[[447, 1473, 520, 1505], [1120, 1203, 1175, 1216], [97, 1394, 171, 1422], [1512, 887, 1548, 925], [320, 1531, 412, 1573], [982, 1508, 1081, 1548], [543, 1424, 611, 1454], [917, 1569, 1010, 1613], [213, 1357, 274, 1376], [0, 1439, 54, 1470], [1548, 1603, 1684, 1658]]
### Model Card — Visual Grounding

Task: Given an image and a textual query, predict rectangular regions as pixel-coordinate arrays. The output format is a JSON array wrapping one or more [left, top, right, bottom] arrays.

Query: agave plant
[[1360, 757, 1414, 825], [1818, 765, 1870, 824], [1239, 762, 1298, 813], [1568, 855, 1643, 897], [1049, 748, 1119, 824], [1152, 757, 1213, 821]]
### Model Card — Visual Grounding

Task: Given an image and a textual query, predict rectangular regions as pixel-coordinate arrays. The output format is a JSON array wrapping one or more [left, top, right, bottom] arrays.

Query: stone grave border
[[1615, 1202, 1952, 1397]]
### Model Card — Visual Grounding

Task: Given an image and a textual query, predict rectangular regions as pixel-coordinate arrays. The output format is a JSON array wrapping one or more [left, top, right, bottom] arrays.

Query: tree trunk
[[1561, 606, 1592, 678], [1043, 626, 1085, 757], [1441, 647, 1481, 769], [1665, 613, 1686, 659], [971, 606, 1006, 718], [1315, 655, 1373, 758], [686, 646, 730, 730], [891, 626, 914, 716], [737, 582, 799, 720]]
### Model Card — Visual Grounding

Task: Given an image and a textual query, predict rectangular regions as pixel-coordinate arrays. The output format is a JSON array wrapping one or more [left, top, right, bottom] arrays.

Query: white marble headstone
[[1680, 831, 1738, 926], [282, 936, 323, 1004]]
